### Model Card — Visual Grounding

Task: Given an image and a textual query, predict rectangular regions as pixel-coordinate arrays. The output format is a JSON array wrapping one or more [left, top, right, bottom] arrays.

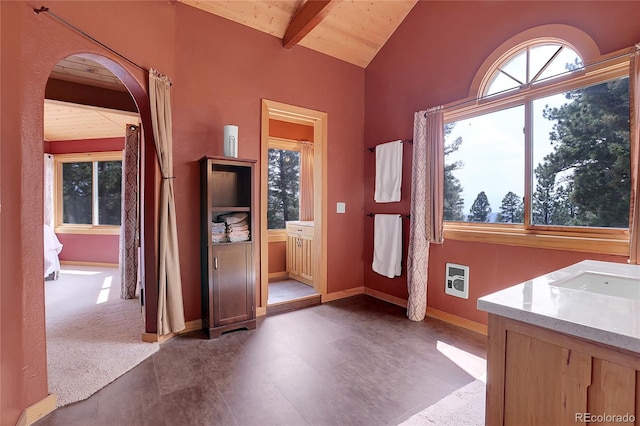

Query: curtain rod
[[34, 6, 148, 74], [424, 43, 638, 116], [367, 139, 412, 152]]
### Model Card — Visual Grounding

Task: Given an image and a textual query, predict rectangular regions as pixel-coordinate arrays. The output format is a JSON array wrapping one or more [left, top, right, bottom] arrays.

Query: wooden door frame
[[259, 99, 327, 312]]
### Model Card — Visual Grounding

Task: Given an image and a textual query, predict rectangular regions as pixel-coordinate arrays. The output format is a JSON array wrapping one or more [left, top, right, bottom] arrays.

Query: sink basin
[[551, 271, 640, 301]]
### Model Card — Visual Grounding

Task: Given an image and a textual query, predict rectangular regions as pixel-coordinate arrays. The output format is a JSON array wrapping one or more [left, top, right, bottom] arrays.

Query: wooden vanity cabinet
[[486, 314, 640, 426], [285, 222, 313, 285], [199, 156, 256, 339]]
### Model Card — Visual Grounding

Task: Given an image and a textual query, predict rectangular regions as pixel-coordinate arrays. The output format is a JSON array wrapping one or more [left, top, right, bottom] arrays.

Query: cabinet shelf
[[210, 206, 251, 212]]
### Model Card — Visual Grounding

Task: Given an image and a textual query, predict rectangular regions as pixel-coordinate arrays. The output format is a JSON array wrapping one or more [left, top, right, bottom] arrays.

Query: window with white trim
[[267, 139, 300, 230], [443, 40, 631, 254], [55, 152, 122, 233]]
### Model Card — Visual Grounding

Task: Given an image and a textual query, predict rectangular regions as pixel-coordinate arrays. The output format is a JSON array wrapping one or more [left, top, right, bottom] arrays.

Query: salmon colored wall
[[45, 137, 124, 154], [57, 234, 119, 264], [269, 119, 314, 141], [0, 1, 170, 423], [172, 4, 365, 318], [364, 1, 640, 324], [268, 241, 287, 274]]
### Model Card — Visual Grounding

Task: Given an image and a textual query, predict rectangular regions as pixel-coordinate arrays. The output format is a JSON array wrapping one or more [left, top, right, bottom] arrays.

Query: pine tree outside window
[[267, 138, 302, 230]]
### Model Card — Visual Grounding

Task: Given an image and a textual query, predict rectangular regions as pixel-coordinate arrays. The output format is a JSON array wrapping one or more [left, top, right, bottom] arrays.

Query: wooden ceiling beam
[[283, 0, 338, 50]]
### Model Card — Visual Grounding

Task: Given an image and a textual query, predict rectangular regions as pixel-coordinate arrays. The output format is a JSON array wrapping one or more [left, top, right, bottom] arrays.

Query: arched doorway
[[42, 53, 159, 407]]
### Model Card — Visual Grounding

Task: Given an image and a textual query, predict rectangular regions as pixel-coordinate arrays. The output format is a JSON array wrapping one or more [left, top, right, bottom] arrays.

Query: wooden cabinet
[[200, 156, 256, 339], [285, 222, 313, 285], [486, 314, 640, 425]]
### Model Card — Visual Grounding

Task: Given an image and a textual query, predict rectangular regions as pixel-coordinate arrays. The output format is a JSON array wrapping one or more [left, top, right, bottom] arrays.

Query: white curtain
[[149, 68, 186, 335], [406, 108, 444, 321], [300, 141, 314, 221], [44, 154, 54, 227], [120, 125, 140, 299], [629, 44, 640, 263]]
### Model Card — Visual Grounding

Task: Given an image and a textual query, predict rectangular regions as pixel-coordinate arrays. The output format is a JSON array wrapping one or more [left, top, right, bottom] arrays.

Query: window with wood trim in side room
[[54, 151, 122, 235]]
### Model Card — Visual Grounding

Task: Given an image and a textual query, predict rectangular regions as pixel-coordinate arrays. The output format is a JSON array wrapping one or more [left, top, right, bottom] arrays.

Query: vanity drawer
[[286, 223, 314, 237]]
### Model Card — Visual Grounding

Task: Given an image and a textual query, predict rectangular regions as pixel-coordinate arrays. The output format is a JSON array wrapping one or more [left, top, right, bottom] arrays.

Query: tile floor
[[35, 295, 486, 426], [268, 279, 318, 305]]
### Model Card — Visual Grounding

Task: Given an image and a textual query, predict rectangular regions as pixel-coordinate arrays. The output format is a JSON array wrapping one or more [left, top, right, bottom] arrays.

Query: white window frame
[[443, 41, 632, 256], [54, 151, 123, 235]]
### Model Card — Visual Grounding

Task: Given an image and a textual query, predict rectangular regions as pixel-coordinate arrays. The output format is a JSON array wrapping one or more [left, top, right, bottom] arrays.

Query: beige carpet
[[45, 266, 159, 407], [398, 379, 485, 426]]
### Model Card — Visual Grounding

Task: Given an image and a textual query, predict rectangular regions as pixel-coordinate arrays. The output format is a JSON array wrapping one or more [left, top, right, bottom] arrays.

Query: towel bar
[[367, 139, 412, 152], [366, 213, 410, 219]]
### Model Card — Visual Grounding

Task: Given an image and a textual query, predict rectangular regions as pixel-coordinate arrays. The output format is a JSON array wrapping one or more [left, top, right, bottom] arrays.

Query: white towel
[[374, 140, 403, 203], [372, 214, 402, 278]]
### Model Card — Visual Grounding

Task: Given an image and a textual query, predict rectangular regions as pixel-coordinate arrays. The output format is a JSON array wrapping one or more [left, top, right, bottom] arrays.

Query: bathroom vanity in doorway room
[[285, 221, 314, 285]]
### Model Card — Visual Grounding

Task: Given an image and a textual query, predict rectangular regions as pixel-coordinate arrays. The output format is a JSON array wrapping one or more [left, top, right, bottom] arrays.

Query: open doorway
[[42, 55, 155, 407], [260, 100, 327, 314]]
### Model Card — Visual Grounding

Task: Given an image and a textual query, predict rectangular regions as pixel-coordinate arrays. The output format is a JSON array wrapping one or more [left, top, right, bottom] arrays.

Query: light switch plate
[[337, 202, 346, 213]]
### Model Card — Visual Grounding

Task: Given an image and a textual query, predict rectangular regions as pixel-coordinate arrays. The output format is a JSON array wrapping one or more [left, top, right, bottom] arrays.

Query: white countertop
[[477, 260, 640, 353]]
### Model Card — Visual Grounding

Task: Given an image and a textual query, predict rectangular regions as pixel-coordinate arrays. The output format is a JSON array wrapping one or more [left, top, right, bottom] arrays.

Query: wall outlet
[[337, 202, 346, 213]]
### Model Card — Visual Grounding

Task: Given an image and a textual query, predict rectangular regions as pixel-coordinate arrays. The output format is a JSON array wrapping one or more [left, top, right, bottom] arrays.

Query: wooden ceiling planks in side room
[[177, 0, 418, 68], [44, 100, 139, 141]]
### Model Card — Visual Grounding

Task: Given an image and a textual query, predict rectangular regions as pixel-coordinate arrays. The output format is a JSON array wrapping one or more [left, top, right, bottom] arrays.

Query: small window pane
[[445, 106, 525, 223], [486, 71, 521, 96], [529, 45, 561, 80], [62, 162, 93, 224], [267, 148, 300, 229], [500, 51, 527, 85], [535, 46, 582, 83], [532, 77, 630, 227], [97, 161, 122, 225]]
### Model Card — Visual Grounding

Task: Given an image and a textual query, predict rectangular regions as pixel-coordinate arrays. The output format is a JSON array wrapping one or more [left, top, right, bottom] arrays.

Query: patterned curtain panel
[[628, 45, 640, 263], [150, 68, 186, 335], [300, 142, 314, 221], [407, 108, 444, 321], [120, 125, 140, 299]]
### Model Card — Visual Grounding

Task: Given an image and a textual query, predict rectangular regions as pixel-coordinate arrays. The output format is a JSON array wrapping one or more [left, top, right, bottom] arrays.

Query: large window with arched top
[[443, 37, 632, 255]]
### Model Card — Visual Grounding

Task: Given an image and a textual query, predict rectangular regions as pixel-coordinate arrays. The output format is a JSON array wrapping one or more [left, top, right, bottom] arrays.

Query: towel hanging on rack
[[372, 214, 402, 278], [374, 140, 403, 203]]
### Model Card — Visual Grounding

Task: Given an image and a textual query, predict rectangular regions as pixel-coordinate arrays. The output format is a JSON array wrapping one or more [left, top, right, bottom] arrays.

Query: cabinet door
[[503, 330, 591, 425], [212, 243, 253, 326], [286, 234, 299, 275], [299, 236, 313, 281]]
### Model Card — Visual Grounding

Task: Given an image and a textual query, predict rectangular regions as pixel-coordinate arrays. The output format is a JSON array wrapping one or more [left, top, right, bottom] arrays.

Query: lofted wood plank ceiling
[[178, 0, 418, 68], [45, 1, 417, 141]]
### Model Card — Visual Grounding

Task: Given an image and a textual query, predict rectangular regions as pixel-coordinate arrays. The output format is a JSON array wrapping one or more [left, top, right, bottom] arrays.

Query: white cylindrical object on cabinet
[[223, 125, 238, 157]]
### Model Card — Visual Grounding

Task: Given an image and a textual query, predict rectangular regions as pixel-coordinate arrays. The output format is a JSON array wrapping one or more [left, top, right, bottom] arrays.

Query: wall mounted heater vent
[[445, 263, 469, 299]]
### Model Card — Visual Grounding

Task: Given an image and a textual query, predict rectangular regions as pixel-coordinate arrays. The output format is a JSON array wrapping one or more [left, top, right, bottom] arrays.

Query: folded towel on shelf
[[372, 214, 402, 278], [374, 140, 403, 203], [220, 212, 248, 224], [212, 235, 229, 243], [229, 235, 250, 242]]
